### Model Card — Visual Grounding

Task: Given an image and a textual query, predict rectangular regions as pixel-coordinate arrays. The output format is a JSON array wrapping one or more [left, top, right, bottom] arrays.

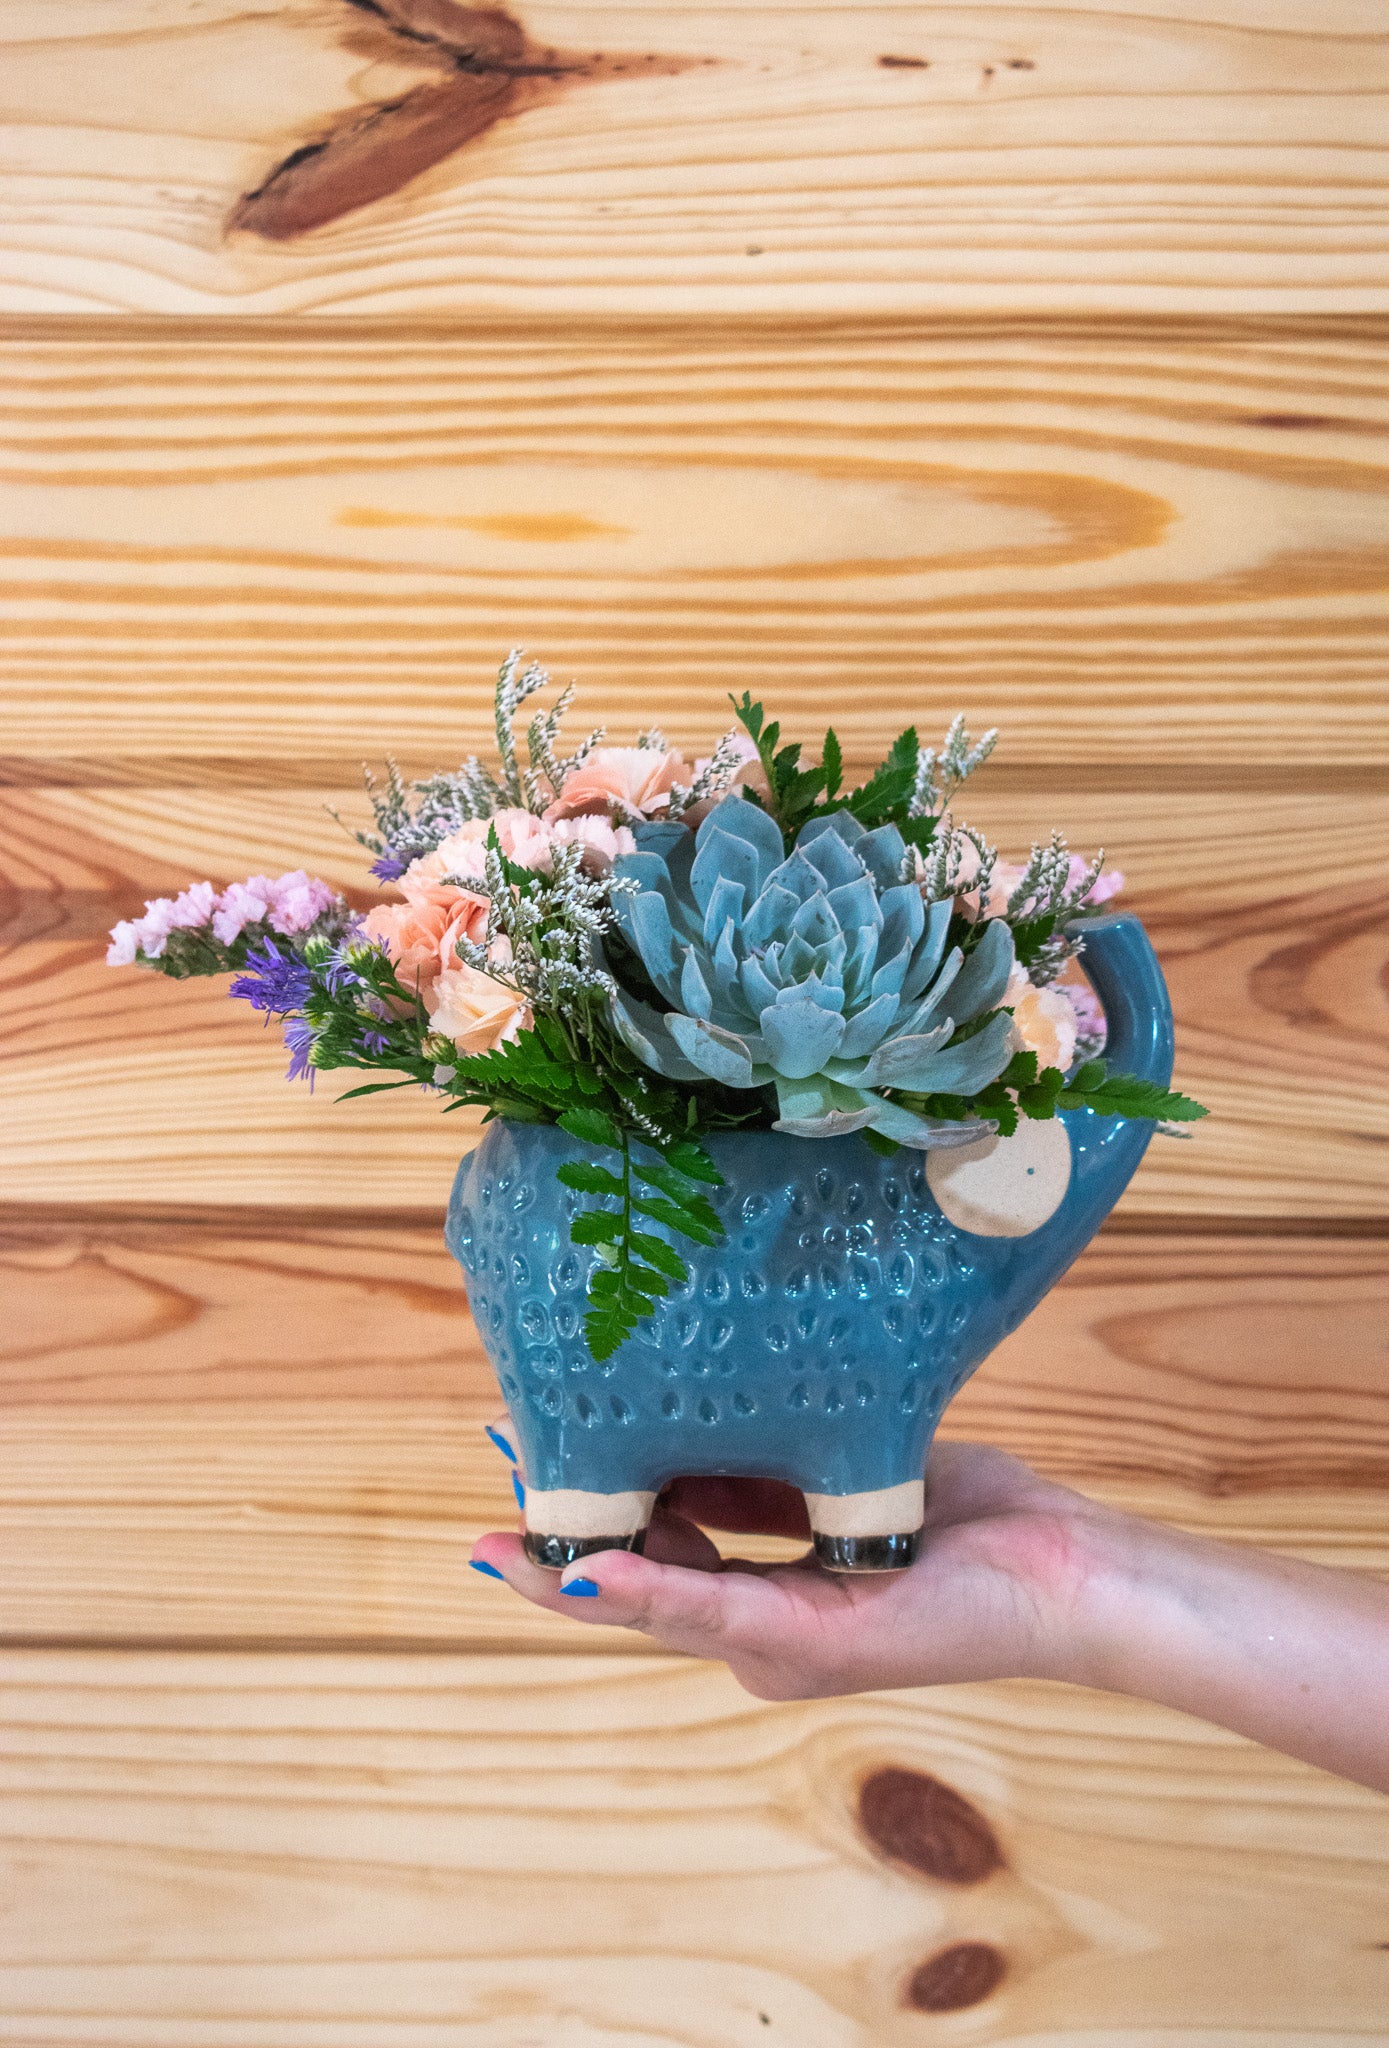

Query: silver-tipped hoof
[[813, 1530, 921, 1573], [524, 1529, 647, 1570]]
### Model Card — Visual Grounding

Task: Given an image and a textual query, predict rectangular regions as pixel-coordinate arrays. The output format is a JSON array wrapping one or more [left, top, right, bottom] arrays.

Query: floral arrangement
[[109, 653, 1204, 1359]]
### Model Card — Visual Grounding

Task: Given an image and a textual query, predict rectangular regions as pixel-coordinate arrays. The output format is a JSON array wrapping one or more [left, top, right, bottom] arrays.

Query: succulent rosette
[[609, 796, 1018, 1147]]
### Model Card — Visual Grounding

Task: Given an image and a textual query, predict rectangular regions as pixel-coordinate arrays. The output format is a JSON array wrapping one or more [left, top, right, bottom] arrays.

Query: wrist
[[1016, 1497, 1174, 1693]]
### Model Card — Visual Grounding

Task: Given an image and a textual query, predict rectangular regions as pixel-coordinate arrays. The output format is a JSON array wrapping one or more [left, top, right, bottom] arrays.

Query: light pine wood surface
[[4, 320, 1388, 773], [2, 1650, 1388, 2048], [3, 7, 1388, 2038], [2, 2, 1389, 316]]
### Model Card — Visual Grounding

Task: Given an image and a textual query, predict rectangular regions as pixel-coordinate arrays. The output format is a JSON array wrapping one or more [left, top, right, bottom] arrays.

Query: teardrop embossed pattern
[[446, 1083, 1155, 1505]]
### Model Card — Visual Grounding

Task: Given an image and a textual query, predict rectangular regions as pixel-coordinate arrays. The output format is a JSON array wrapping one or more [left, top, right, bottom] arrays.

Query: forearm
[[1074, 1513, 1389, 1794]]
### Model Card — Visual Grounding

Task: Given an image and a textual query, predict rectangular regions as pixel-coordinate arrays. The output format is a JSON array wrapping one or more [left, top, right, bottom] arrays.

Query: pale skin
[[472, 1438, 1389, 1796]]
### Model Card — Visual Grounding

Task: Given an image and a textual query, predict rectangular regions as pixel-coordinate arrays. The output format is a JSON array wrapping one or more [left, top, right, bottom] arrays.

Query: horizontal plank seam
[[2, 1204, 1385, 1239]]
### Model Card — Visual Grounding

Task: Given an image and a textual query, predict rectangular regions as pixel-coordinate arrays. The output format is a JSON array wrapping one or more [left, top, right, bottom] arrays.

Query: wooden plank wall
[[1, 4, 1387, 2041]]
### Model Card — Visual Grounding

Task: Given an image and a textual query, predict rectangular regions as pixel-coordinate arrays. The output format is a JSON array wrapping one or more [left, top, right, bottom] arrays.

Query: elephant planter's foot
[[805, 1481, 925, 1574], [522, 1487, 655, 1571]]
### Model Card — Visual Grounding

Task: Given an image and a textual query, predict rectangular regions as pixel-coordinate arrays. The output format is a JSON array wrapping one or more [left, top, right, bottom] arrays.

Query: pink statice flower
[[212, 877, 276, 945], [107, 880, 217, 962], [265, 870, 337, 935], [1062, 979, 1107, 1054], [105, 920, 141, 967]]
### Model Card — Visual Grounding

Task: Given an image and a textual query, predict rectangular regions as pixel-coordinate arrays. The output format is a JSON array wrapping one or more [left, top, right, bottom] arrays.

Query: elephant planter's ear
[[925, 1119, 1072, 1237]]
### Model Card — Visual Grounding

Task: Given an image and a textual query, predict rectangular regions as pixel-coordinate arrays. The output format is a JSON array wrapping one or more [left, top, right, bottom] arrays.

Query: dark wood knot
[[858, 1766, 1004, 1885], [905, 1941, 1007, 2012]]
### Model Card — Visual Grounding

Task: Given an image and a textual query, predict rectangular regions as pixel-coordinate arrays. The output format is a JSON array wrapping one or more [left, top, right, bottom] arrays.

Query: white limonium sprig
[[909, 713, 999, 820], [666, 726, 749, 820]]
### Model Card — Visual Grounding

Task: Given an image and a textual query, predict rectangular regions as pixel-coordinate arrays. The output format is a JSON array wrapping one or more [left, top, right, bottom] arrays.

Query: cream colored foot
[[804, 1479, 926, 1573], [522, 1486, 656, 1571]]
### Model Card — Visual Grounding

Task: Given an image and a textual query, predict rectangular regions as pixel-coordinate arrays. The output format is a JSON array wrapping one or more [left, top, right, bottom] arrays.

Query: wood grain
[[3, 3, 1389, 315], [3, 320, 1388, 773], [2, 1218, 1383, 1644], [2, 1650, 1387, 2046]]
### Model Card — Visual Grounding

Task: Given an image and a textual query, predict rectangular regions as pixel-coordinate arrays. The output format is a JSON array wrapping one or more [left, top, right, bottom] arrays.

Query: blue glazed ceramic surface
[[445, 915, 1173, 1501]]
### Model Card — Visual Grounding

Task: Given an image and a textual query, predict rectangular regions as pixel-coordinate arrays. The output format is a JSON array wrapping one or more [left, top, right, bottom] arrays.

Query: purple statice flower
[[371, 853, 409, 882], [229, 938, 312, 1016], [283, 1017, 318, 1088]]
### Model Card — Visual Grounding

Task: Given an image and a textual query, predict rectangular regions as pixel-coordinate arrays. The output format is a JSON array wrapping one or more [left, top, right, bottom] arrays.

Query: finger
[[553, 1546, 810, 1665], [483, 1416, 520, 1469], [469, 1528, 787, 1659], [660, 1474, 812, 1539]]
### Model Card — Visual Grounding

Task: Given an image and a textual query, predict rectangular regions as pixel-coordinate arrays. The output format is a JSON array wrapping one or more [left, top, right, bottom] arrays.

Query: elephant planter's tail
[[1071, 913, 1175, 1089]]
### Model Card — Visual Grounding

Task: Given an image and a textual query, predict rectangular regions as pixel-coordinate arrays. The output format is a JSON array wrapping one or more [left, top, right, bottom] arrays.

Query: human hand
[[470, 1439, 1123, 1701]]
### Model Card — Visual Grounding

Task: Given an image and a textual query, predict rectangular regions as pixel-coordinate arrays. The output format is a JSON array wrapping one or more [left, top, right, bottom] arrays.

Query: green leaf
[[662, 1139, 723, 1186], [559, 1105, 622, 1150], [1010, 913, 1058, 967], [1057, 1072, 1208, 1121], [584, 1304, 633, 1363], [631, 1195, 722, 1246], [623, 1261, 671, 1300], [637, 1186, 722, 1235], [333, 1078, 423, 1100], [629, 1231, 689, 1281], [569, 1210, 623, 1246], [861, 1127, 900, 1159], [821, 728, 843, 801], [1000, 1048, 1040, 1089], [1017, 1082, 1063, 1120], [1071, 1058, 1108, 1089], [729, 691, 764, 743], [556, 1161, 627, 1198]]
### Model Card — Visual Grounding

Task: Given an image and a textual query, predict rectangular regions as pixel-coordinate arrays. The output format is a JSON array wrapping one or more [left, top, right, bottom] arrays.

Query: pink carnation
[[1006, 963, 1078, 1074], [409, 809, 558, 889], [548, 814, 636, 873], [544, 746, 687, 822]]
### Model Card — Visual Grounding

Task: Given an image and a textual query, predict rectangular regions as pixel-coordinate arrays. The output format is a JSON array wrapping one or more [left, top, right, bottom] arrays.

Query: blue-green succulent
[[609, 796, 1018, 1147]]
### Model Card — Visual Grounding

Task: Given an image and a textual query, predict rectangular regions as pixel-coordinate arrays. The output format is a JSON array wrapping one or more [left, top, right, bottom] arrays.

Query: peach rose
[[364, 883, 490, 1000], [427, 961, 531, 1054], [1005, 963, 1078, 1074], [544, 746, 687, 821]]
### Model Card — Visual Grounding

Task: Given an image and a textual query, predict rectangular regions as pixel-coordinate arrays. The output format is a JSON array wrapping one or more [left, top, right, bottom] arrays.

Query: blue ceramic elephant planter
[[446, 914, 1173, 1572]]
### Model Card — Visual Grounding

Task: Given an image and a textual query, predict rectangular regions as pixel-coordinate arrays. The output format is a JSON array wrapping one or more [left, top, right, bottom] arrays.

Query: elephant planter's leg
[[522, 1487, 657, 1570], [804, 1480, 926, 1573]]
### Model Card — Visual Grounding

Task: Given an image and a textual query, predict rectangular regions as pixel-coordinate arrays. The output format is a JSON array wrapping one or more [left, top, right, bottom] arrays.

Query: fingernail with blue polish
[[562, 1577, 600, 1598], [511, 1470, 525, 1510], [485, 1425, 517, 1464], [469, 1559, 506, 1581]]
